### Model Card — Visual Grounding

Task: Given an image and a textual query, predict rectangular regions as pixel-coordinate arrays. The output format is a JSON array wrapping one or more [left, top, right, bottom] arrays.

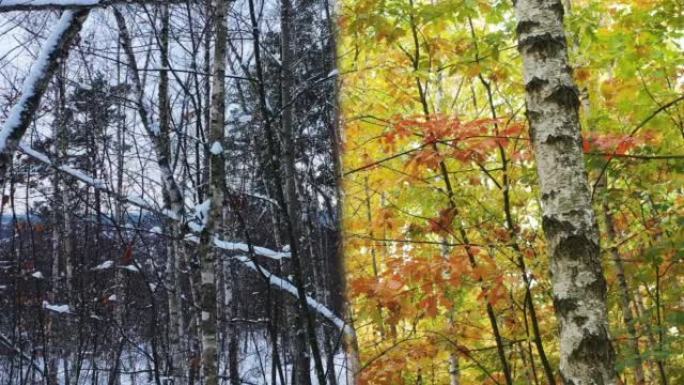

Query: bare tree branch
[[0, 0, 191, 12], [0, 9, 88, 187]]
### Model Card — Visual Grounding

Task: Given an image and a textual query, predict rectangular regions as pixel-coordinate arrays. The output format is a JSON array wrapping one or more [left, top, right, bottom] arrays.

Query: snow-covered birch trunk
[[514, 1, 617, 384], [0, 10, 88, 191]]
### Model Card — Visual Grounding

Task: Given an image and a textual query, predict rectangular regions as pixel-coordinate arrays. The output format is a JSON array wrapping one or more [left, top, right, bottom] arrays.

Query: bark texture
[[514, 1, 618, 384], [197, 0, 229, 384]]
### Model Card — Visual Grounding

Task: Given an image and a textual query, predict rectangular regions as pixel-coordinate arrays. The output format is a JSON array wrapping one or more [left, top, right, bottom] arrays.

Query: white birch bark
[[514, 1, 617, 384], [197, 0, 228, 383]]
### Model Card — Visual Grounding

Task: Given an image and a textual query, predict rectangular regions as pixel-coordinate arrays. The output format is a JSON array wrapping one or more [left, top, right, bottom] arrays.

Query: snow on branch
[[184, 235, 290, 261], [0, 10, 88, 183], [235, 255, 353, 336], [42, 300, 72, 314], [19, 143, 168, 217], [19, 144, 105, 188], [214, 238, 290, 260], [0, 0, 189, 12], [19, 144, 290, 261], [16, 144, 356, 335]]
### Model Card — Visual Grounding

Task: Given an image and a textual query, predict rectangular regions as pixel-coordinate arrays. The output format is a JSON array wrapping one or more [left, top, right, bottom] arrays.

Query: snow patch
[[119, 265, 140, 273], [209, 141, 223, 155], [42, 301, 71, 314], [92, 260, 114, 270]]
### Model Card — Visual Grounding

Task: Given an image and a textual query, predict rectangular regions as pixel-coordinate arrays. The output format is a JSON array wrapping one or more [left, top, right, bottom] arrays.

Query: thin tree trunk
[[112, 7, 185, 220], [227, 259, 240, 385], [634, 288, 668, 385], [197, 0, 229, 383], [156, 4, 183, 380], [514, 1, 617, 383], [405, 3, 512, 380], [280, 0, 316, 378], [602, 200, 646, 384]]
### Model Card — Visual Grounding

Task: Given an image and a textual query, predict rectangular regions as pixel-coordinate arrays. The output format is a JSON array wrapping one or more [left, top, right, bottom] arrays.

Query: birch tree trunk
[[514, 1, 617, 384], [157, 4, 183, 379], [197, 0, 229, 383]]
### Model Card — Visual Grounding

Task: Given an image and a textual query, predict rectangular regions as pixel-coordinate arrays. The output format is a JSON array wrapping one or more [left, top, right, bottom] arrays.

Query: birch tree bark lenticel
[[514, 1, 618, 384]]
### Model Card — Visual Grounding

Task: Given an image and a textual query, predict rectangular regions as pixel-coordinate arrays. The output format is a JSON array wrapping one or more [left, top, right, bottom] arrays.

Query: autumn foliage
[[341, 0, 684, 383]]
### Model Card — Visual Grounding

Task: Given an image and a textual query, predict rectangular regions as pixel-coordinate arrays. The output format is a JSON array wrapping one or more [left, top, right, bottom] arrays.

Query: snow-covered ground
[[0, 331, 350, 385]]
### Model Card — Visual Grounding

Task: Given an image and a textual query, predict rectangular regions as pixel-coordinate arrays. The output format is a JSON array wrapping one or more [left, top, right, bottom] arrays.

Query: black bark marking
[[546, 85, 580, 110], [542, 216, 578, 239], [573, 315, 588, 327], [554, 296, 578, 317], [555, 233, 601, 263], [541, 190, 557, 201], [516, 20, 540, 36], [518, 32, 565, 57], [540, 133, 578, 150], [569, 327, 615, 369], [525, 77, 548, 93], [587, 274, 608, 300], [549, 1, 565, 20], [526, 109, 542, 123]]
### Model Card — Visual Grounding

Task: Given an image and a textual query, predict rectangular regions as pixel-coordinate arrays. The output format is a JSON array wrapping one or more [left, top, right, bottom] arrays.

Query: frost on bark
[[514, 1, 618, 384]]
